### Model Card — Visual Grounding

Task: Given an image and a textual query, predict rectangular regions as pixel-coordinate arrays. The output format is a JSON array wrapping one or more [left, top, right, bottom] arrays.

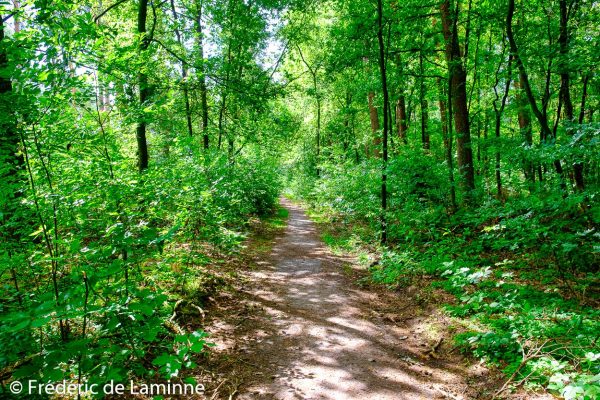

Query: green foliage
[[1, 0, 599, 396], [0, 0, 286, 392], [153, 331, 212, 380], [0, 139, 281, 393], [289, 146, 599, 397]]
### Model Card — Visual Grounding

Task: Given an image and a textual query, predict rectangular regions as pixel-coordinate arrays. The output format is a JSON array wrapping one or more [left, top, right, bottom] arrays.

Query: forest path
[[223, 198, 486, 400]]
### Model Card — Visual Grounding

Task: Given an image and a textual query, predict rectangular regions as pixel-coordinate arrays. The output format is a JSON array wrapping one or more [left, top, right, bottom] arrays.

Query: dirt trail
[[221, 198, 494, 400]]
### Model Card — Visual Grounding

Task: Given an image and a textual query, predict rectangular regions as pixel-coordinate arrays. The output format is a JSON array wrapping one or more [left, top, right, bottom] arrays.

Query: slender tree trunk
[[438, 77, 456, 211], [217, 90, 225, 150], [217, 93, 225, 149], [396, 96, 408, 144], [227, 61, 244, 164], [196, 0, 209, 149], [507, 0, 566, 190], [440, 0, 476, 199], [0, 15, 19, 173], [170, 0, 193, 137], [558, 0, 584, 191], [438, 78, 449, 151], [343, 91, 352, 157], [10, 2, 20, 32], [515, 77, 535, 189], [482, 110, 489, 185], [492, 53, 512, 199], [296, 45, 321, 175], [376, 0, 389, 244], [578, 75, 589, 125], [228, 136, 234, 160], [136, 0, 150, 172], [395, 55, 408, 144], [368, 91, 380, 158], [218, 44, 232, 151], [419, 51, 429, 150], [1, 12, 26, 245], [316, 88, 321, 172]]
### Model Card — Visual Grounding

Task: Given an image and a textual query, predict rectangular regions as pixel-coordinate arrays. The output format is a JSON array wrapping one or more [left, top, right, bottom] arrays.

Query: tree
[[195, 0, 209, 149], [297, 44, 322, 175], [136, 0, 151, 172], [440, 0, 476, 198], [169, 0, 193, 137], [376, 0, 389, 244], [506, 0, 565, 188], [558, 0, 584, 191]]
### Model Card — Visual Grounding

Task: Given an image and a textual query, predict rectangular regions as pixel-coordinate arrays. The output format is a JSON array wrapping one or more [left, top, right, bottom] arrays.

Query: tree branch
[[94, 0, 130, 23]]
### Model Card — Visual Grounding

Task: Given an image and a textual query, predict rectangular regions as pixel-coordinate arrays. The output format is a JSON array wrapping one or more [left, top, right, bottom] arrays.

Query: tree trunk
[[316, 88, 321, 172], [0, 15, 18, 168], [217, 43, 232, 151], [196, 0, 209, 149], [368, 91, 380, 158], [492, 54, 512, 200], [437, 77, 456, 211], [1, 13, 25, 206], [376, 0, 389, 244], [396, 95, 408, 144], [515, 77, 535, 189], [395, 55, 408, 145], [419, 51, 429, 150], [136, 0, 150, 172], [482, 110, 489, 184], [440, 0, 475, 198], [170, 0, 193, 137], [343, 91, 352, 157], [558, 0, 584, 191], [296, 45, 321, 175], [578, 75, 589, 125], [506, 0, 566, 190]]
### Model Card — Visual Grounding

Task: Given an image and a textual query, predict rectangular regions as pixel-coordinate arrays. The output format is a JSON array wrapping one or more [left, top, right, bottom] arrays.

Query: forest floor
[[197, 199, 552, 400]]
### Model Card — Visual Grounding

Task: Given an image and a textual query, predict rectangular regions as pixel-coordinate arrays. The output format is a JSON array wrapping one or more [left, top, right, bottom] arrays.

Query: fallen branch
[[493, 339, 551, 398]]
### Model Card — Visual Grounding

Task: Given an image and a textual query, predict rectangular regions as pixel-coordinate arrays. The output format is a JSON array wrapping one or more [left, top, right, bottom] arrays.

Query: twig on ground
[[210, 379, 228, 400]]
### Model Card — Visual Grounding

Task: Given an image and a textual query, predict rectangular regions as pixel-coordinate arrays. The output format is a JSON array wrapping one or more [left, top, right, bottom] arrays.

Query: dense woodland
[[0, 0, 599, 398]]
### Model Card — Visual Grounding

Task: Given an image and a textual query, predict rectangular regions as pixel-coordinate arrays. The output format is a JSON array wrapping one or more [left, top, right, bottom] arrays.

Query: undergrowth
[[1, 148, 282, 398]]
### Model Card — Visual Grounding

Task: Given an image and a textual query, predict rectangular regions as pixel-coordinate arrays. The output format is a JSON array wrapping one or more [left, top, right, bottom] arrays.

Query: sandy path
[[234, 199, 475, 400]]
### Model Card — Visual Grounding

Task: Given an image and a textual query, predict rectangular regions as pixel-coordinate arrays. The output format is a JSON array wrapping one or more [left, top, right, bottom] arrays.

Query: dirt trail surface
[[205, 199, 537, 400]]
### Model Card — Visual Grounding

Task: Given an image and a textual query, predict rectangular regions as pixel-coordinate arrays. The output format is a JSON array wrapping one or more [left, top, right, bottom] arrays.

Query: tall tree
[[297, 45, 322, 175], [195, 0, 209, 149], [376, 0, 389, 244], [440, 0, 475, 197], [136, 0, 151, 171], [419, 50, 429, 150], [170, 0, 193, 137], [368, 91, 381, 157], [558, 0, 584, 191], [492, 51, 512, 199], [438, 76, 457, 210], [0, 14, 19, 177], [506, 0, 566, 188], [515, 77, 535, 188]]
